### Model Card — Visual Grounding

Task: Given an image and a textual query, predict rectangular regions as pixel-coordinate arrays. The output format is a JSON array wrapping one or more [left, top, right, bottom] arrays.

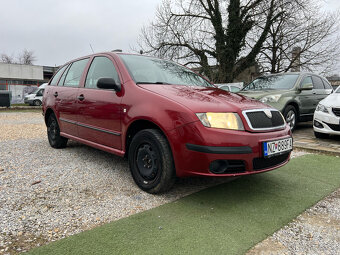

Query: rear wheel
[[283, 105, 297, 131], [128, 129, 176, 193], [47, 114, 68, 148], [314, 131, 329, 139]]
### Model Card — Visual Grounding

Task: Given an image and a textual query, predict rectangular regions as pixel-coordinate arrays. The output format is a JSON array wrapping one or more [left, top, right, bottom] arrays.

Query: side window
[[85, 57, 120, 89], [36, 89, 44, 96], [300, 76, 313, 88], [64, 58, 89, 87], [230, 86, 240, 92], [220, 86, 230, 91], [322, 78, 333, 90], [312, 76, 324, 89], [50, 65, 67, 86], [57, 64, 71, 86]]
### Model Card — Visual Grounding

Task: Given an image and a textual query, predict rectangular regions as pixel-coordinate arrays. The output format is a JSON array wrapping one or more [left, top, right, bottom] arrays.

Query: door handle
[[54, 92, 58, 97], [78, 94, 85, 101]]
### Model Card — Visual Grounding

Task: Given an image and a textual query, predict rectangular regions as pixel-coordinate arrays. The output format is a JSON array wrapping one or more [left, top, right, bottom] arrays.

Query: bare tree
[[18, 49, 36, 65], [1, 54, 14, 64], [139, 0, 283, 83], [255, 0, 340, 74]]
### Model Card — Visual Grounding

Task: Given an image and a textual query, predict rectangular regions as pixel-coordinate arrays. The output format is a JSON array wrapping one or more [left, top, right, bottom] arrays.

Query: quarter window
[[50, 65, 67, 86], [64, 58, 89, 87], [85, 57, 120, 89], [322, 79, 333, 90], [57, 64, 71, 86]]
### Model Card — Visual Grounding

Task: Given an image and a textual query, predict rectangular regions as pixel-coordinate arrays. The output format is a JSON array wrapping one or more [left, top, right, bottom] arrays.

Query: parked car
[[24, 83, 47, 106], [217, 83, 243, 92], [43, 52, 292, 193], [238, 73, 333, 130], [313, 85, 340, 138]]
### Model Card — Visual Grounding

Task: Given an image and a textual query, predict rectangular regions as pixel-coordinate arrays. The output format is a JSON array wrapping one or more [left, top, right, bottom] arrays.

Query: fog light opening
[[210, 160, 229, 174], [314, 120, 324, 129]]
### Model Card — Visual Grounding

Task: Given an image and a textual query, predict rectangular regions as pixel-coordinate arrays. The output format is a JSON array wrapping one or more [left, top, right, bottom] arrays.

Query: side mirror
[[97, 78, 121, 91], [299, 83, 313, 91]]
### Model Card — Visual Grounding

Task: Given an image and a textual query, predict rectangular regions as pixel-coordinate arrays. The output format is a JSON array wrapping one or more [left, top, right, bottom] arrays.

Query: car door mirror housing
[[299, 83, 313, 90], [97, 78, 121, 91]]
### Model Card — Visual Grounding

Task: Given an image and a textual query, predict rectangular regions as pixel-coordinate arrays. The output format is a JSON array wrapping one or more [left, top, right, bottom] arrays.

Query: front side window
[[119, 54, 213, 88], [50, 65, 67, 86], [85, 57, 120, 89], [312, 76, 324, 89], [64, 58, 89, 87], [36, 89, 44, 96], [300, 76, 313, 89], [243, 74, 299, 91]]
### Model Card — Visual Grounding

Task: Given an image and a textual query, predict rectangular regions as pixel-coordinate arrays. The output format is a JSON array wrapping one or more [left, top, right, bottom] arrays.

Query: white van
[[24, 83, 47, 106]]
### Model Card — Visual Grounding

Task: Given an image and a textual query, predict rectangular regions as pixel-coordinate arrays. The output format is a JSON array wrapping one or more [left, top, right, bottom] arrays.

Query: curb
[[293, 144, 340, 157]]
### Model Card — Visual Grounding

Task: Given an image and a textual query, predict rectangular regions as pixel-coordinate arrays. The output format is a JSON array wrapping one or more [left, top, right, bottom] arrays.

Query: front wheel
[[33, 100, 42, 106], [47, 114, 68, 148], [128, 129, 176, 194], [283, 105, 297, 131]]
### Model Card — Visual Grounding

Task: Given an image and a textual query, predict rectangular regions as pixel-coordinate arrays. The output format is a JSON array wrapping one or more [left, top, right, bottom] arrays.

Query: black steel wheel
[[47, 114, 68, 148], [128, 129, 176, 193], [283, 105, 297, 131]]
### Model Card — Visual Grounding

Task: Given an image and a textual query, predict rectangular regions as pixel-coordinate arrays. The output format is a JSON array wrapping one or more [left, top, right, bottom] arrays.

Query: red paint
[[43, 52, 292, 178]]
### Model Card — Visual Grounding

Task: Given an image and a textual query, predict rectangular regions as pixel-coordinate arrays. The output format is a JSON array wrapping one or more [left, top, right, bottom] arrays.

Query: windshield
[[243, 74, 299, 91], [119, 54, 213, 88]]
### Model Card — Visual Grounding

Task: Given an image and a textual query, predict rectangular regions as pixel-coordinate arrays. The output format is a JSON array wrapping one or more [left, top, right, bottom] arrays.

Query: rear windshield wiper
[[136, 81, 171, 85]]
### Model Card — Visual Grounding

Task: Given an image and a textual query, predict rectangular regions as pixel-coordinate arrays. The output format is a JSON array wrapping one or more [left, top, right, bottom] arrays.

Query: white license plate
[[263, 137, 293, 157]]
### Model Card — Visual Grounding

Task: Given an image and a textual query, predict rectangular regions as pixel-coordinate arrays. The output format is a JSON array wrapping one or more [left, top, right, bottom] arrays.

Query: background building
[[0, 63, 57, 104]]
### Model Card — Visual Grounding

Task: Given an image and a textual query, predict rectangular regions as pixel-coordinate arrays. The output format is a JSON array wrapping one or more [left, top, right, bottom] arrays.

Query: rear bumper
[[168, 121, 292, 177]]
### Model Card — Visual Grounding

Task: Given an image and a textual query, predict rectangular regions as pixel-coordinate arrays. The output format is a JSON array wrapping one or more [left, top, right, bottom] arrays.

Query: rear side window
[[50, 65, 67, 86], [85, 57, 120, 89], [64, 58, 89, 87], [57, 64, 71, 86], [312, 76, 324, 89]]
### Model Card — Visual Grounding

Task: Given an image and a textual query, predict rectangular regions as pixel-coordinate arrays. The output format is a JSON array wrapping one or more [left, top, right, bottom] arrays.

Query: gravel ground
[[0, 111, 337, 255]]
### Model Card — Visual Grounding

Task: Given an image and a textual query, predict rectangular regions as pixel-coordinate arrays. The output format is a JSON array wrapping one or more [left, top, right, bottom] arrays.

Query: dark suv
[[43, 52, 292, 193], [238, 73, 333, 130]]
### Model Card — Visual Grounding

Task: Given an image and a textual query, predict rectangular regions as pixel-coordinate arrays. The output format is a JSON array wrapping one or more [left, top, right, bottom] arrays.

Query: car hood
[[320, 92, 340, 107], [25, 94, 36, 99], [138, 84, 268, 112], [237, 90, 290, 100]]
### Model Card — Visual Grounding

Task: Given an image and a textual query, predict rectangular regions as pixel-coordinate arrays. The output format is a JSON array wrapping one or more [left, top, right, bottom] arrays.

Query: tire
[[47, 114, 68, 148], [128, 129, 176, 194], [33, 100, 42, 106], [283, 105, 297, 131], [314, 131, 329, 139]]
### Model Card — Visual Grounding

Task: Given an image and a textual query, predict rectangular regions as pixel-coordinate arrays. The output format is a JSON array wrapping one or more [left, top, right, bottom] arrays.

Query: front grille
[[244, 109, 285, 130], [332, 108, 340, 117], [253, 153, 289, 171], [325, 122, 340, 131]]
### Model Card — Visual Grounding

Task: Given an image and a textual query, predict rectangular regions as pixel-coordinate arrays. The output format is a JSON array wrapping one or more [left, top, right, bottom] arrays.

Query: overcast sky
[[1, 0, 339, 68]]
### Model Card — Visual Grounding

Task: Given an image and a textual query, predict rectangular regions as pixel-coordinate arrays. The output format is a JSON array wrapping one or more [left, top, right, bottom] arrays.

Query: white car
[[24, 83, 47, 106], [313, 85, 340, 138]]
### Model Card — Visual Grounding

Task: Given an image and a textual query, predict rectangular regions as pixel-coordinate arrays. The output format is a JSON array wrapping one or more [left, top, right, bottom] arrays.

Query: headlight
[[196, 113, 244, 130], [260, 94, 281, 103], [316, 103, 329, 113]]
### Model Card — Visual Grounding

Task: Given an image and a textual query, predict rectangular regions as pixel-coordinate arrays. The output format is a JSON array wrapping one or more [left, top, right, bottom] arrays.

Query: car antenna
[[89, 43, 94, 53]]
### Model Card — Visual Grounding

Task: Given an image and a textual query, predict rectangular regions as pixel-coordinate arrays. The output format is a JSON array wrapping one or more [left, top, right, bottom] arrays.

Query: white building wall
[[0, 63, 43, 80]]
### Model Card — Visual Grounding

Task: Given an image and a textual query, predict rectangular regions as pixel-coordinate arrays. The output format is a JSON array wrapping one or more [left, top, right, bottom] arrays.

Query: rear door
[[311, 75, 329, 112], [56, 58, 89, 137], [77, 55, 123, 149]]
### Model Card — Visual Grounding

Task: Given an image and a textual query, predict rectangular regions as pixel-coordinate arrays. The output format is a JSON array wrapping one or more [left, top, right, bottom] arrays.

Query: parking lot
[[0, 110, 339, 254]]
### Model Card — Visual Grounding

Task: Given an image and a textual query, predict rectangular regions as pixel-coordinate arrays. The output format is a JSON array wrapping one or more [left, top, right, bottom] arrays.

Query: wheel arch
[[44, 108, 57, 126], [283, 101, 300, 120]]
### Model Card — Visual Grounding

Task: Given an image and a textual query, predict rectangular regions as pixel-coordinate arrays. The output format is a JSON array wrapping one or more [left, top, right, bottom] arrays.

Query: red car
[[43, 52, 292, 193]]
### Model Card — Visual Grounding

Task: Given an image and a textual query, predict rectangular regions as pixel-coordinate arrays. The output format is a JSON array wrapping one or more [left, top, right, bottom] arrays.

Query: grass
[[29, 154, 340, 255]]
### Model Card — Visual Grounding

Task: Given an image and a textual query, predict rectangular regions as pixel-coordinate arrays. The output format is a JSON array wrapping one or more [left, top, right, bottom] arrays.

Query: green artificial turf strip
[[29, 154, 340, 255]]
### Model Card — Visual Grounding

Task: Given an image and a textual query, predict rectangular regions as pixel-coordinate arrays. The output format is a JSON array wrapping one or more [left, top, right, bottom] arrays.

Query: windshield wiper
[[136, 81, 171, 85]]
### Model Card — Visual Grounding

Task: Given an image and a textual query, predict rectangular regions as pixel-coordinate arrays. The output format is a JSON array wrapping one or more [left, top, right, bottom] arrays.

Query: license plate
[[263, 137, 293, 157]]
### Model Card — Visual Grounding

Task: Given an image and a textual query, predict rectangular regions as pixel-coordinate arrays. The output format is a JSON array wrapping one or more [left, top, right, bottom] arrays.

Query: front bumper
[[313, 111, 340, 135], [24, 99, 33, 104], [168, 121, 292, 177]]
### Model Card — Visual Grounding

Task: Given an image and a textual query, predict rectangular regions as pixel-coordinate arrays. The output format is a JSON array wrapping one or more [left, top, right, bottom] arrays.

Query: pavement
[[293, 122, 340, 156]]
